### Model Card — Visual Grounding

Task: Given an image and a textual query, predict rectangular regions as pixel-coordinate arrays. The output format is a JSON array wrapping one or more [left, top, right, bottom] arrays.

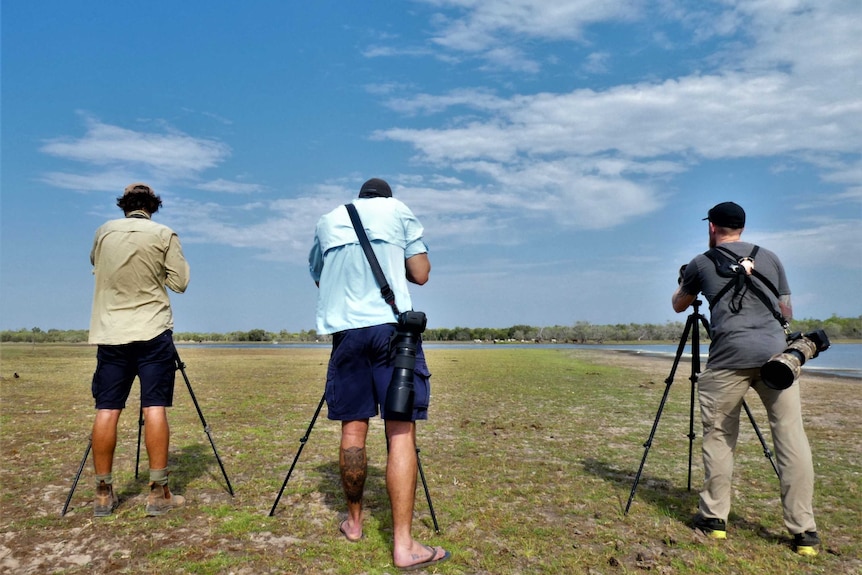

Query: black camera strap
[[705, 245, 788, 328], [344, 203, 401, 319]]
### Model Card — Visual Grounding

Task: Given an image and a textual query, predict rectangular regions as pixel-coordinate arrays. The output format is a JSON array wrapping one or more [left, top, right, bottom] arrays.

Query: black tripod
[[624, 299, 780, 514], [61, 351, 234, 516], [269, 392, 440, 534]]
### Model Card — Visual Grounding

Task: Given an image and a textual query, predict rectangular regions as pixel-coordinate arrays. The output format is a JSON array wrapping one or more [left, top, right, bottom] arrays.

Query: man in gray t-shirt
[[680, 239, 789, 369], [672, 201, 819, 557]]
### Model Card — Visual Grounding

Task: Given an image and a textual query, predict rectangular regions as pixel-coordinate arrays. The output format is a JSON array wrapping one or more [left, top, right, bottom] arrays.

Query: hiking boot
[[146, 483, 185, 516], [692, 514, 727, 540], [93, 481, 119, 517], [793, 531, 820, 557]]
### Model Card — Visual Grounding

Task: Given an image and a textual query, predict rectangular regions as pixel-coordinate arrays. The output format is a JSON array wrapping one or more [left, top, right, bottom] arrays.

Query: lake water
[[422, 342, 860, 379], [178, 342, 861, 379]]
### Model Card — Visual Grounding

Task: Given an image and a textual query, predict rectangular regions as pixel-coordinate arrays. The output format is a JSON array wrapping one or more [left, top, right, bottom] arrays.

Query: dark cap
[[703, 201, 745, 228], [358, 178, 392, 198], [124, 182, 157, 197]]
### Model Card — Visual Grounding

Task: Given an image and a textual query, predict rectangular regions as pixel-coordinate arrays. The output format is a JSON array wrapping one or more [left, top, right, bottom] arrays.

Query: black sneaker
[[692, 514, 727, 540], [793, 531, 820, 557]]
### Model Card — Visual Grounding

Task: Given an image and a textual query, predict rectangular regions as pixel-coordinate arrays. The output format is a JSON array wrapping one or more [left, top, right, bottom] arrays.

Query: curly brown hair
[[116, 186, 162, 214]]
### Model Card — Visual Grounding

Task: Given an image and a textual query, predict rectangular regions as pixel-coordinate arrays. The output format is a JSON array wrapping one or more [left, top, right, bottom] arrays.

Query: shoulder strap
[[706, 245, 788, 328], [345, 203, 400, 319], [714, 245, 780, 298], [704, 247, 743, 307]]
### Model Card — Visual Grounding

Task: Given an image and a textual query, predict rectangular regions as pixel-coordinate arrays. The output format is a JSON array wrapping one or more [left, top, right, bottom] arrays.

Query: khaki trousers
[[696, 367, 816, 535]]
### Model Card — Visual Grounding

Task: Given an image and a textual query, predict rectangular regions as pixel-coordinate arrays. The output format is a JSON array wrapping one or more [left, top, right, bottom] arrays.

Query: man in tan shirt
[[88, 183, 190, 517]]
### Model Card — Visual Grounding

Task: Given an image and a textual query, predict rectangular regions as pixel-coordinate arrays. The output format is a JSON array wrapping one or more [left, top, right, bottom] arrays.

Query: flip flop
[[397, 544, 451, 571], [339, 519, 363, 543]]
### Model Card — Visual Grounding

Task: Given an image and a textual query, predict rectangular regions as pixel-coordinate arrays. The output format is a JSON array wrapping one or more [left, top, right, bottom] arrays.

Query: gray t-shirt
[[680, 241, 790, 370]]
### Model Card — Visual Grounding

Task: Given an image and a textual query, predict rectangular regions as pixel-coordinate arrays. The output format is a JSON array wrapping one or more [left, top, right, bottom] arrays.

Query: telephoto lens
[[384, 312, 427, 421], [761, 330, 830, 390], [385, 331, 418, 420]]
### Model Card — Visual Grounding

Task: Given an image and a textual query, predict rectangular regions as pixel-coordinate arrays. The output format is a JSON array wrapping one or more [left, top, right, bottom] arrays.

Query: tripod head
[[686, 299, 711, 340]]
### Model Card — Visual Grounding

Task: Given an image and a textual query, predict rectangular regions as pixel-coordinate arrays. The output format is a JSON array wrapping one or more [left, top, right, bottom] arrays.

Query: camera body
[[760, 329, 830, 390], [384, 311, 427, 420]]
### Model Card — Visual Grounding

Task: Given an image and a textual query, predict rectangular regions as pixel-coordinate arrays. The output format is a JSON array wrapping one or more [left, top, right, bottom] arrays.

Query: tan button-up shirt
[[88, 210, 190, 345]]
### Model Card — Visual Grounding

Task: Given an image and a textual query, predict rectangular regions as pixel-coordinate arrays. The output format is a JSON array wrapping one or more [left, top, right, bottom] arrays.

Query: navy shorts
[[325, 324, 431, 422], [91, 330, 177, 410]]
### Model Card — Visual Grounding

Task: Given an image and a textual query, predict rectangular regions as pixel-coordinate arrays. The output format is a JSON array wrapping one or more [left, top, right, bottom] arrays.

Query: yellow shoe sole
[[795, 545, 818, 557]]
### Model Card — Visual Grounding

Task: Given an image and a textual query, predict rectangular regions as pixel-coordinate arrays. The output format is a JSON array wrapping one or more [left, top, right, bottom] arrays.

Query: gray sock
[[95, 473, 112, 487], [149, 467, 169, 486]]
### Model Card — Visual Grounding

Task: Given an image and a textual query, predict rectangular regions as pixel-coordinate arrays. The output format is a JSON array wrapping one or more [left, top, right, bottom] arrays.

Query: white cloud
[[416, 0, 644, 72], [582, 52, 611, 74], [40, 115, 231, 180], [195, 179, 266, 194], [423, 0, 643, 49], [41, 169, 143, 193], [163, 188, 349, 263], [367, 1, 861, 237], [748, 220, 862, 270], [379, 72, 861, 163], [35, 3, 862, 276]]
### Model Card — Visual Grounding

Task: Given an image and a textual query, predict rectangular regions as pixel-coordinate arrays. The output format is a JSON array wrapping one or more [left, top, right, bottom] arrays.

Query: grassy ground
[[0, 343, 859, 574]]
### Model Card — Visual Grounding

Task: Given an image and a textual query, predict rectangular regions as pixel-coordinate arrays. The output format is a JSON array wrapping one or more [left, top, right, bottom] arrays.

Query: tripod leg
[[61, 437, 92, 516], [625, 380, 674, 515], [175, 352, 235, 496], [689, 313, 711, 491], [625, 314, 694, 515], [687, 379, 696, 492], [687, 311, 704, 492], [135, 406, 144, 480], [742, 400, 781, 479], [416, 446, 440, 533], [270, 392, 327, 516]]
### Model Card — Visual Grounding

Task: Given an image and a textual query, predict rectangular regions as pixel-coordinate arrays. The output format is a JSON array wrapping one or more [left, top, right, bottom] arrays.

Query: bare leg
[[92, 409, 122, 475], [141, 405, 186, 515], [339, 419, 369, 542], [142, 406, 170, 471], [386, 420, 448, 568]]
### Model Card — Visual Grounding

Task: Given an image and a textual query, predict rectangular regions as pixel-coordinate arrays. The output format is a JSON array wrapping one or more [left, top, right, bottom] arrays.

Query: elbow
[[406, 255, 430, 285], [671, 291, 691, 313], [409, 270, 430, 285], [167, 275, 190, 294]]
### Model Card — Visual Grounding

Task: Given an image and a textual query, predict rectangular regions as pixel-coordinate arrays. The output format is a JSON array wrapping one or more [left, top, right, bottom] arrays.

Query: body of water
[[178, 342, 862, 379], [423, 342, 861, 379]]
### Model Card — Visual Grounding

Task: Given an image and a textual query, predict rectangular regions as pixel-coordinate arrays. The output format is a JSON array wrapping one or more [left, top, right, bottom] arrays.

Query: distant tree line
[[2, 315, 859, 344], [0, 327, 91, 344]]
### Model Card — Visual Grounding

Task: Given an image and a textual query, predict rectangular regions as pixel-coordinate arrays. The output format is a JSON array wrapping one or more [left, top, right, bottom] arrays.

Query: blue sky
[[2, 0, 860, 333]]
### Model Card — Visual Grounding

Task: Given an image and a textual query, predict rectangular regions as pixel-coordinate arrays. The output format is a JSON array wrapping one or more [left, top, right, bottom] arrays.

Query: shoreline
[[574, 347, 858, 384]]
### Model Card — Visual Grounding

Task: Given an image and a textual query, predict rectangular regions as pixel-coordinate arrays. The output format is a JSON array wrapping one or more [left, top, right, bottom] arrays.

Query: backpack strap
[[703, 248, 743, 307], [705, 245, 788, 328], [714, 245, 781, 299]]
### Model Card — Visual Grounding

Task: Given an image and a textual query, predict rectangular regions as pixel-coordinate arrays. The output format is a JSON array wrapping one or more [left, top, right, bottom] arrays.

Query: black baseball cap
[[703, 201, 745, 228], [358, 178, 392, 198]]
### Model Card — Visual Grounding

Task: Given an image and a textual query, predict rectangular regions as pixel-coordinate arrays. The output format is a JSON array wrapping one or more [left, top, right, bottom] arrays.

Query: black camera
[[760, 329, 831, 390], [384, 311, 427, 421]]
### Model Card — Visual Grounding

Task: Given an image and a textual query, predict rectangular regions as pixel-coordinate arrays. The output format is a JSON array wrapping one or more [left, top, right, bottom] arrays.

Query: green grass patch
[[1, 343, 859, 574]]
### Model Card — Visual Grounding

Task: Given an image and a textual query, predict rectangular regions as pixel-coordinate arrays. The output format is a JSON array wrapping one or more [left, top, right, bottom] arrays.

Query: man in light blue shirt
[[309, 186, 427, 334], [308, 178, 449, 570]]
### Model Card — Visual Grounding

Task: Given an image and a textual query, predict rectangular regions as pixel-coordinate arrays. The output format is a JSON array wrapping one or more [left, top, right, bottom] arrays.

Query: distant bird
[[13, 373, 20, 378]]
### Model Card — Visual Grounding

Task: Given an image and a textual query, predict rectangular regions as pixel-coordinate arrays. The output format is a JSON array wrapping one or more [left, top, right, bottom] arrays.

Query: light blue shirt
[[309, 197, 428, 334]]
